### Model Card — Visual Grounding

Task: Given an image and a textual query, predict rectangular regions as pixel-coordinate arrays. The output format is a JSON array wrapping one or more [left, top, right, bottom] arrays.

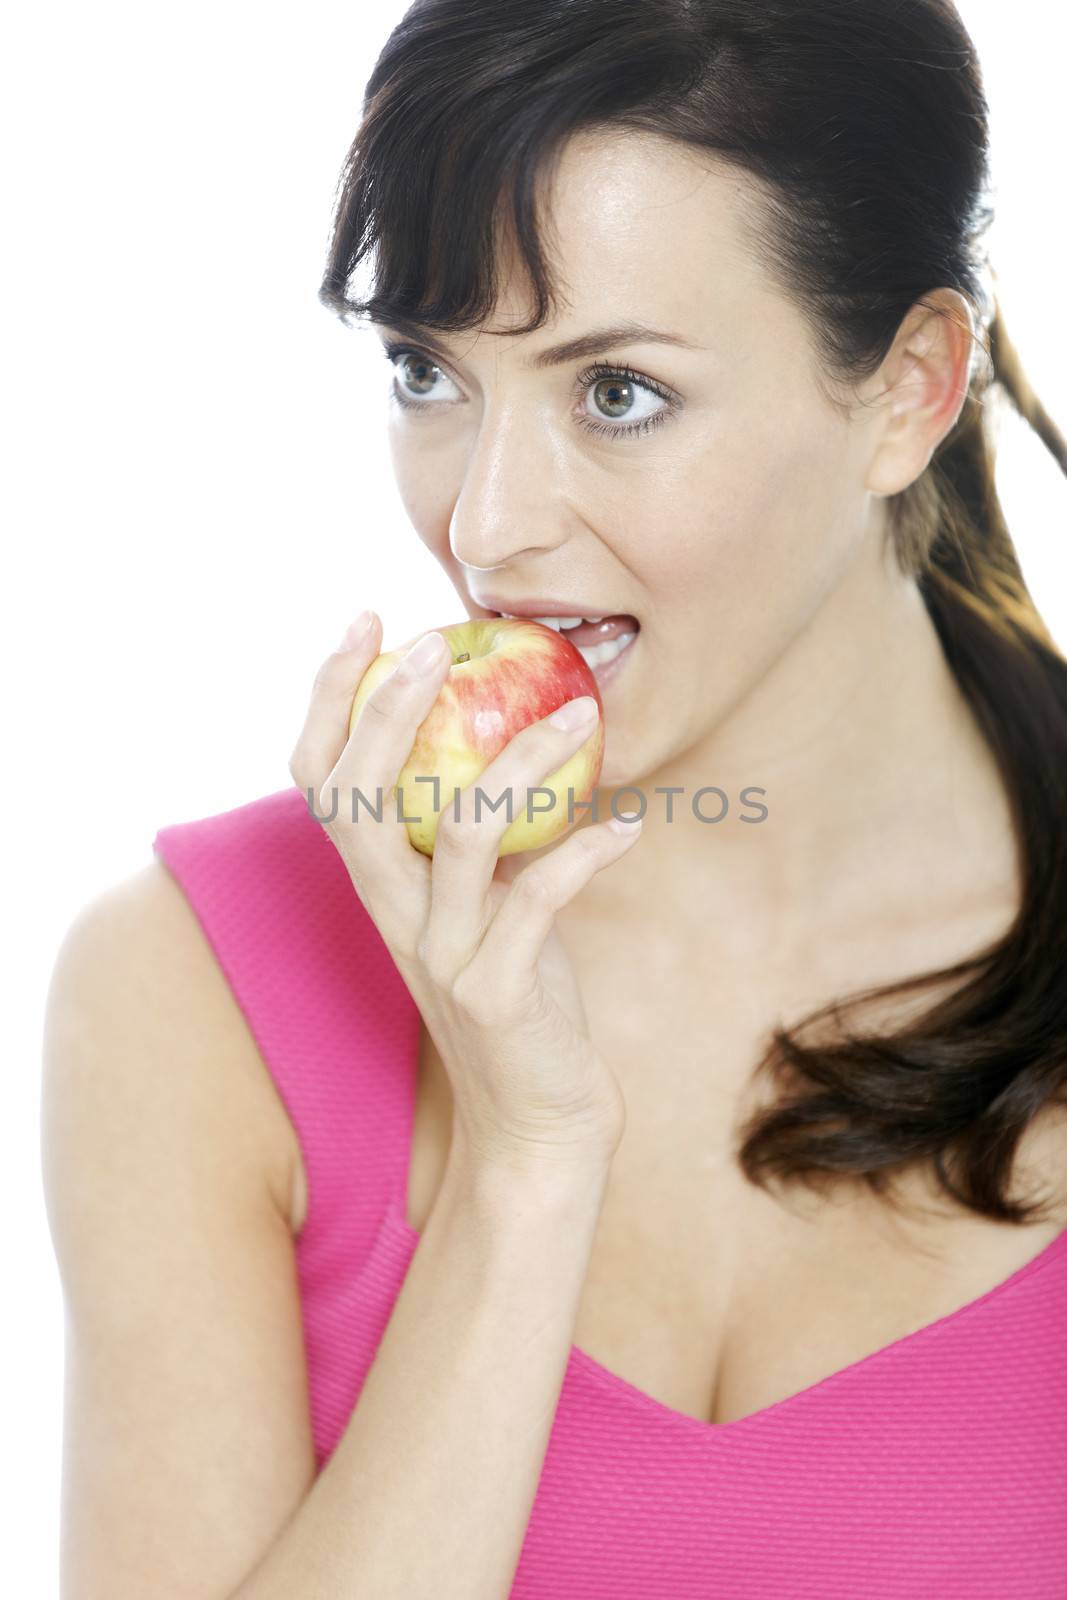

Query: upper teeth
[[501, 613, 604, 628]]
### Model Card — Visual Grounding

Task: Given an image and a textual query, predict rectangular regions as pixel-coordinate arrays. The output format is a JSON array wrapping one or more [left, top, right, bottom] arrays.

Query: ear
[[865, 288, 977, 498]]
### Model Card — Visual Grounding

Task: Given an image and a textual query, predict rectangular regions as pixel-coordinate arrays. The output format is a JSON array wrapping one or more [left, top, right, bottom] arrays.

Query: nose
[[447, 399, 569, 572]]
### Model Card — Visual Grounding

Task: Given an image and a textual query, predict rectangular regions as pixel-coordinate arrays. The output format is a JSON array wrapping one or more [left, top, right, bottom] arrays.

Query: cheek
[[387, 426, 457, 552], [612, 410, 865, 674], [713, 421, 861, 606], [723, 438, 857, 601], [605, 413, 855, 578]]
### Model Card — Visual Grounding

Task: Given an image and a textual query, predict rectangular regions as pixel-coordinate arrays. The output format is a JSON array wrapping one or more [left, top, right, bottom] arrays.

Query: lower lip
[[576, 627, 638, 688]]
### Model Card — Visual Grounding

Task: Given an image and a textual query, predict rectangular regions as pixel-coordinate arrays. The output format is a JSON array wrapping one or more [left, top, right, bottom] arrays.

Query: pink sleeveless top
[[152, 787, 1067, 1597]]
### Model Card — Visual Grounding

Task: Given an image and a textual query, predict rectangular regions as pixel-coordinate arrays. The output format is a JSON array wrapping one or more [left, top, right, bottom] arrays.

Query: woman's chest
[[410, 1010, 1067, 1428]]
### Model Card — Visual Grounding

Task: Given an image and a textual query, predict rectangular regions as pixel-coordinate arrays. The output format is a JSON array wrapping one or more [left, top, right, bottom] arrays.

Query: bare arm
[[42, 863, 320, 1600], [42, 861, 612, 1600]]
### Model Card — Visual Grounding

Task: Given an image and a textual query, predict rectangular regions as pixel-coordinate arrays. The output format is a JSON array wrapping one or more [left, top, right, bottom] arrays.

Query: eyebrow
[[370, 317, 704, 370]]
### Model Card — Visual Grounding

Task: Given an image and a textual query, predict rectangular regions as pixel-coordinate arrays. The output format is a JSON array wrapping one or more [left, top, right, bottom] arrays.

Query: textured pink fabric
[[152, 786, 1067, 1597]]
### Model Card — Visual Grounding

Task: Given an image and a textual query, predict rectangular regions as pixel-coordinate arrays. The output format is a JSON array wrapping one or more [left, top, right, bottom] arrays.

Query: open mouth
[[493, 611, 640, 676]]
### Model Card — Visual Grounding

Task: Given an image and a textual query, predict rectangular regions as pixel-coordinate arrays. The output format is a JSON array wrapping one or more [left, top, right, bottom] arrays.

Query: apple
[[348, 617, 605, 856]]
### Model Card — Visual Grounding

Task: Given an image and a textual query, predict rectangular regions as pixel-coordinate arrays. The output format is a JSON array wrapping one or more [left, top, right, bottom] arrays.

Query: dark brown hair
[[319, 0, 1067, 1224]]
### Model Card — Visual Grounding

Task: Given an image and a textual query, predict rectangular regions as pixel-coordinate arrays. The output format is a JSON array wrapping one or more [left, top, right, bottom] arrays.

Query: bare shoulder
[[44, 857, 307, 1237], [41, 859, 317, 1597]]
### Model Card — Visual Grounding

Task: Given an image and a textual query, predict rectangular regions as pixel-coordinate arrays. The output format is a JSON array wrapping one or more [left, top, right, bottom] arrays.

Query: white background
[[4, 2, 1064, 1590]]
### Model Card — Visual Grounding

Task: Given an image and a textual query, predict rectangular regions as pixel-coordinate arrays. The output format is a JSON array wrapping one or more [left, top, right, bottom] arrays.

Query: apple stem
[[455, 652, 470, 664]]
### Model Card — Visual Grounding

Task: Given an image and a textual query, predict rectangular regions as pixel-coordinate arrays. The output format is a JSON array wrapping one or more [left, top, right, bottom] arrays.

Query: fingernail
[[608, 810, 643, 834], [400, 631, 448, 677], [339, 610, 374, 650], [549, 695, 598, 729]]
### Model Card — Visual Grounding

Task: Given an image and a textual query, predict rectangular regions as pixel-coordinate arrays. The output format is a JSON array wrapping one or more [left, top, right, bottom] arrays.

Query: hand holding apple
[[291, 608, 641, 1167], [348, 616, 605, 856]]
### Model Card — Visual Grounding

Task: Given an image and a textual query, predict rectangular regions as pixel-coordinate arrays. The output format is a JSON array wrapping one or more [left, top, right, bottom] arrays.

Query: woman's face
[[376, 128, 887, 788]]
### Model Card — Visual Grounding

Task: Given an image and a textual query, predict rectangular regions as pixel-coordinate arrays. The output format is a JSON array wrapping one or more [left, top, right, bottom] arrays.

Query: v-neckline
[[383, 1197, 1067, 1435], [386, 1017, 1067, 1435]]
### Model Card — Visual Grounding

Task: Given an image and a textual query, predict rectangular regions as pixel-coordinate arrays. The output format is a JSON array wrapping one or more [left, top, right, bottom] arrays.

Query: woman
[[43, 1, 1067, 1595]]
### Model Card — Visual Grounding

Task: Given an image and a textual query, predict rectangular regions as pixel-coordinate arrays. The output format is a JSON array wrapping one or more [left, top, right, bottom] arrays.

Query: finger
[[288, 611, 382, 799], [420, 696, 603, 979], [469, 811, 643, 1001], [329, 629, 454, 888]]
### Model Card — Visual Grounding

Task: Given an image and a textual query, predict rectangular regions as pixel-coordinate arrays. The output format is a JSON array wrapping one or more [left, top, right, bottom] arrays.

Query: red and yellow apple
[[348, 617, 605, 856]]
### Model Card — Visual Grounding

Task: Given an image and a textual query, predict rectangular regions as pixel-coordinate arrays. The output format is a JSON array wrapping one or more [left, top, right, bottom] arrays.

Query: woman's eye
[[580, 373, 668, 430], [387, 350, 462, 405]]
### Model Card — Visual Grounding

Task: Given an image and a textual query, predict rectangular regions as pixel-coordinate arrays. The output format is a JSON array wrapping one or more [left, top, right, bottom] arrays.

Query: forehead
[[474, 127, 794, 356]]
